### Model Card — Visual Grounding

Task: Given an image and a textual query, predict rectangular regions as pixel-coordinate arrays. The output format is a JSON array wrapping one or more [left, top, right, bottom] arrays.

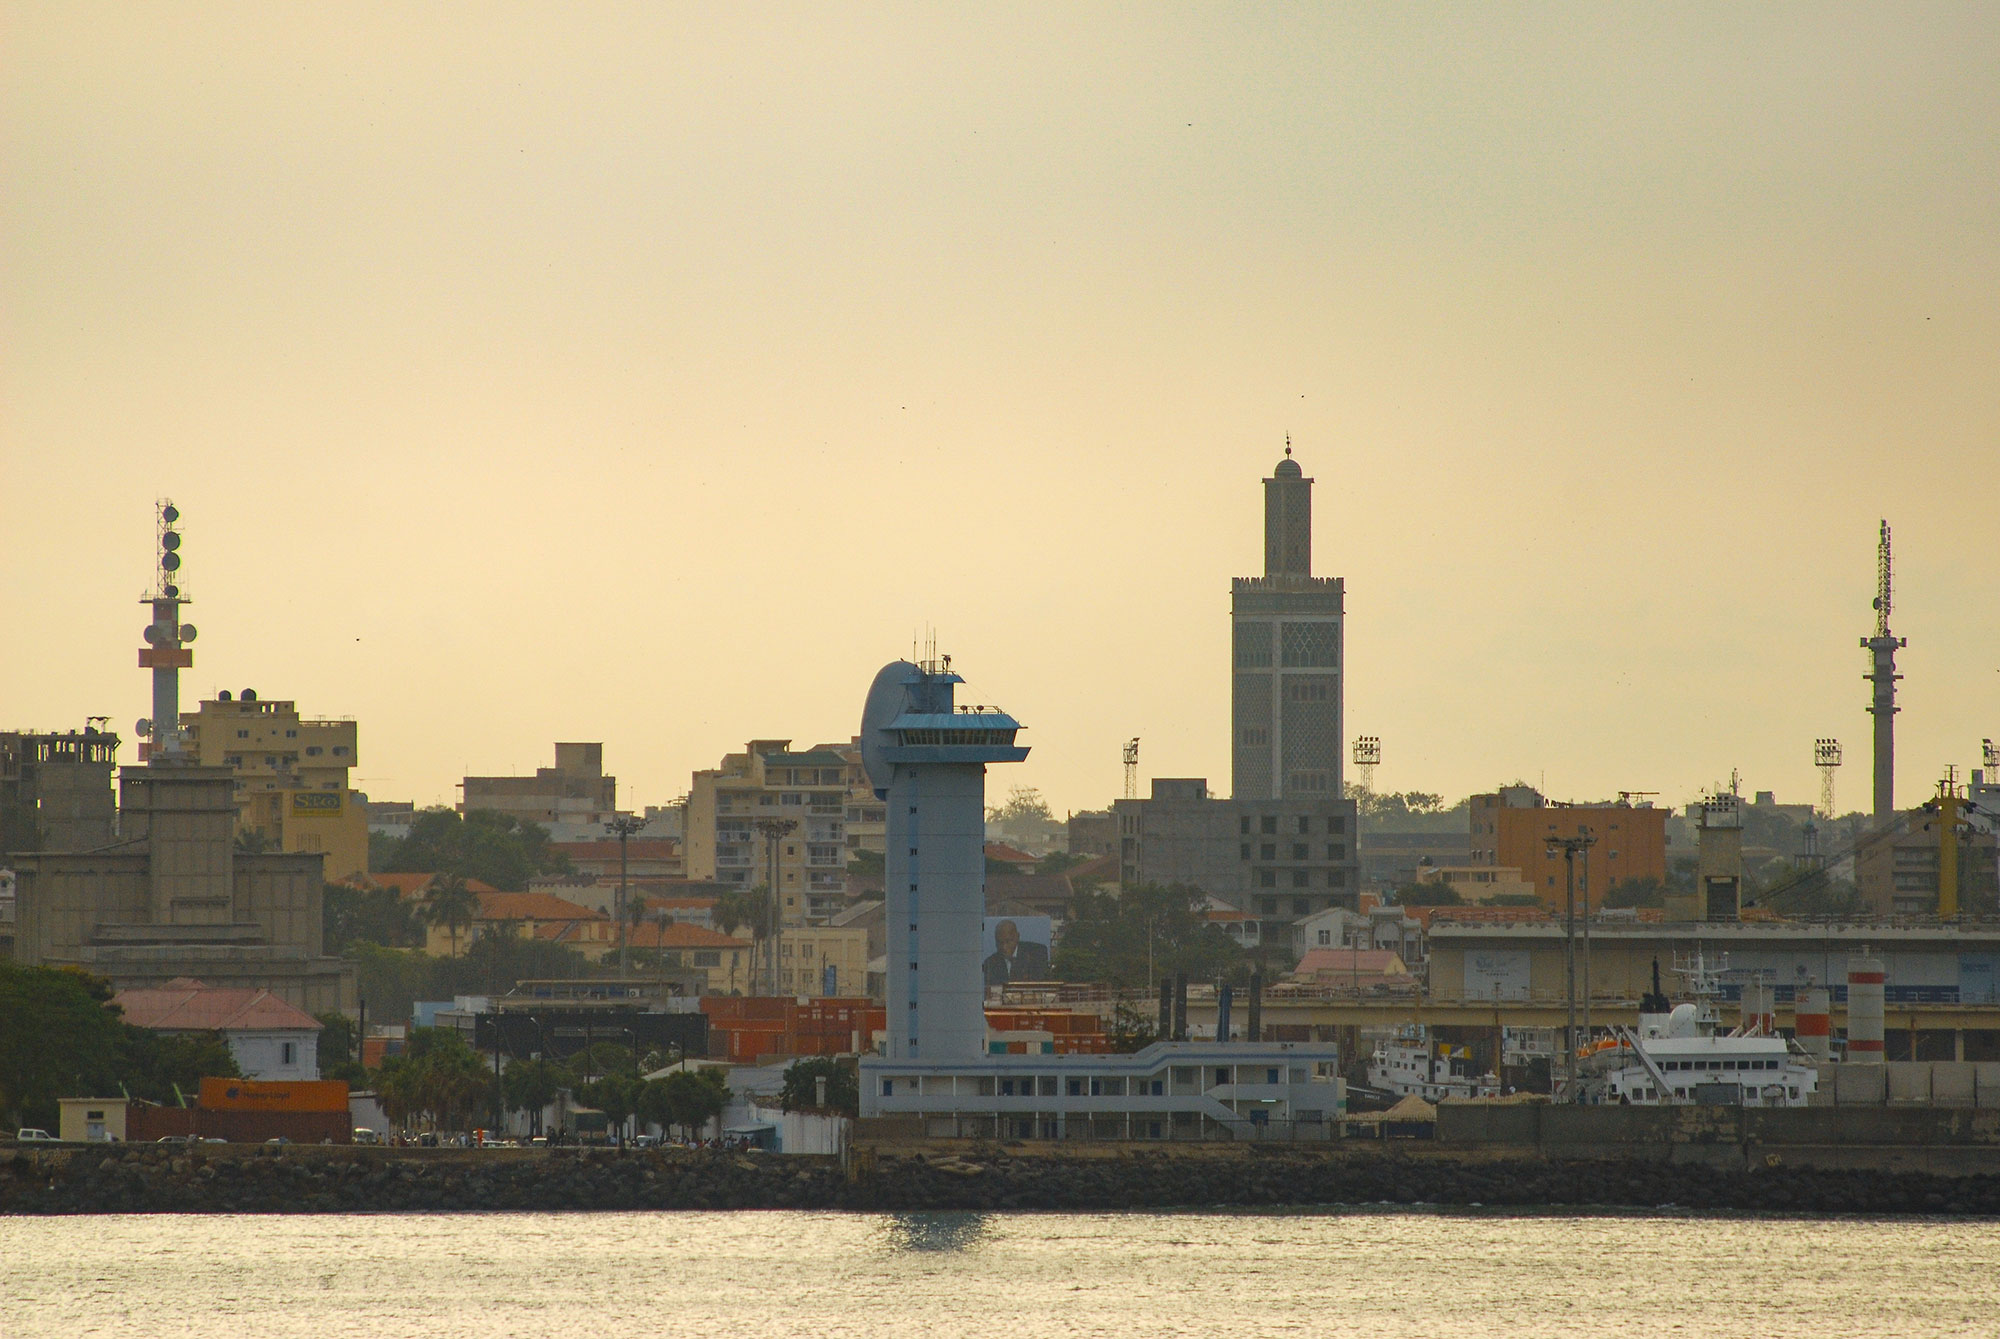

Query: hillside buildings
[[1469, 786, 1668, 910], [461, 742, 618, 839], [180, 691, 367, 879], [683, 740, 850, 923], [7, 505, 353, 1012]]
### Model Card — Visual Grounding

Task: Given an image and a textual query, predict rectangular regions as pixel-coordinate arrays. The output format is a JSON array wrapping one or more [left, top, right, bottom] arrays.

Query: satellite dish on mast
[[135, 718, 152, 737]]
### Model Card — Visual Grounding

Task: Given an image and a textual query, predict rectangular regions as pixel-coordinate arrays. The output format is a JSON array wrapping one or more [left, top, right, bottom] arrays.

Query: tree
[[316, 1010, 368, 1089], [376, 807, 573, 891], [1392, 881, 1463, 907], [422, 872, 479, 959], [1035, 850, 1088, 877], [845, 848, 885, 878], [323, 880, 422, 953], [116, 1028, 240, 1105], [581, 1074, 644, 1144], [658, 1067, 731, 1139], [1052, 882, 1245, 989], [503, 1058, 565, 1136], [1604, 876, 1670, 910], [986, 786, 1060, 850], [778, 1056, 858, 1115], [0, 963, 125, 1131], [375, 1027, 489, 1133]]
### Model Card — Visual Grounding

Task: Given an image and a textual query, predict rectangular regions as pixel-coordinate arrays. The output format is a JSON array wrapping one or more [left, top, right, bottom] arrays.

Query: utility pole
[[753, 817, 797, 995], [1546, 831, 1596, 1101], [605, 815, 645, 978]]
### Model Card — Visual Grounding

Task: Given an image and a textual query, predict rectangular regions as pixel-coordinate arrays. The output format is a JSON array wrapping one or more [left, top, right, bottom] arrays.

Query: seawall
[[6, 1142, 2000, 1216]]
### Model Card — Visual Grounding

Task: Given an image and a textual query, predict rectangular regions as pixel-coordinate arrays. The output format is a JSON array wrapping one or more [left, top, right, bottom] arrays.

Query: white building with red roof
[[112, 977, 325, 1080]]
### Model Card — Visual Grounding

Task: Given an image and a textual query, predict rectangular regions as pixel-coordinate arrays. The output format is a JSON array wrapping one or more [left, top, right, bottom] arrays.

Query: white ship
[[1366, 1029, 1502, 1102], [1569, 955, 1818, 1107]]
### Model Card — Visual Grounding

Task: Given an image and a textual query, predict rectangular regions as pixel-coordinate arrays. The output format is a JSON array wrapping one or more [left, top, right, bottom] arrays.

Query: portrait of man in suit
[[982, 917, 1050, 989]]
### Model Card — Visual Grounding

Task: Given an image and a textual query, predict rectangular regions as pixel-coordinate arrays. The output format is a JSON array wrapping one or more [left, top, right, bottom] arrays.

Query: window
[[1260, 816, 1278, 835], [1297, 817, 1311, 835], [1239, 844, 1251, 860], [1326, 843, 1345, 860], [1258, 871, 1276, 889], [1292, 897, 1308, 914], [281, 1042, 296, 1066], [1317, 929, 1331, 945], [236, 730, 249, 739], [1291, 871, 1309, 889], [1327, 870, 1347, 888], [1261, 844, 1276, 860], [1259, 897, 1277, 914], [1067, 1078, 1083, 1097], [1214, 1068, 1230, 1087], [331, 746, 348, 756], [1240, 727, 1269, 747], [1239, 816, 1251, 835], [1330, 817, 1345, 835], [1266, 1068, 1280, 1084]]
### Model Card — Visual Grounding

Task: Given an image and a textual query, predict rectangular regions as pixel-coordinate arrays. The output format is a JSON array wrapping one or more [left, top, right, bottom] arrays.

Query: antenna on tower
[[1814, 738, 1843, 820], [1123, 738, 1140, 800], [1862, 519, 1908, 817], [1352, 736, 1381, 794]]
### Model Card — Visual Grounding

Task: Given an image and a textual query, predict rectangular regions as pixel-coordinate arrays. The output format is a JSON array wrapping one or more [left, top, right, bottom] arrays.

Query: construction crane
[[1123, 738, 1140, 800]]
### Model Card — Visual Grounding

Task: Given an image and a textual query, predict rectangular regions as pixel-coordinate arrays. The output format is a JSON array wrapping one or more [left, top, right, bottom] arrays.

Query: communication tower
[[1122, 737, 1140, 800], [136, 500, 198, 763], [1814, 738, 1843, 820], [1352, 736, 1381, 794], [1860, 521, 1906, 818]]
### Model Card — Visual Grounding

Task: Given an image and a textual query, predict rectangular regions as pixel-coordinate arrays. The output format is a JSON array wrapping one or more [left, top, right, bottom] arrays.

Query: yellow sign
[[290, 791, 343, 818]]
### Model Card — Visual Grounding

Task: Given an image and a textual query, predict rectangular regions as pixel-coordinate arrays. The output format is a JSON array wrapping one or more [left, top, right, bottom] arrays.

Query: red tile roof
[[112, 980, 322, 1033], [983, 842, 1038, 865], [475, 891, 605, 922], [625, 922, 750, 950]]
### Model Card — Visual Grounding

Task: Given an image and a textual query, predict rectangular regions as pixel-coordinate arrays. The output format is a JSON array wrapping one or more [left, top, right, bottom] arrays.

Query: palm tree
[[422, 872, 479, 958]]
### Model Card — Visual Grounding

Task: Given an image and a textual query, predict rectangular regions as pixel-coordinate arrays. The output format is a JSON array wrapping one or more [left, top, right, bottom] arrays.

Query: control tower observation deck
[[859, 658, 1028, 1062]]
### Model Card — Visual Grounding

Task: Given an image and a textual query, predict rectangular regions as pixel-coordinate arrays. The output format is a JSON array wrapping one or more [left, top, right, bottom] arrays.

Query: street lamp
[[605, 815, 646, 978], [1545, 830, 1597, 1101], [753, 817, 798, 995]]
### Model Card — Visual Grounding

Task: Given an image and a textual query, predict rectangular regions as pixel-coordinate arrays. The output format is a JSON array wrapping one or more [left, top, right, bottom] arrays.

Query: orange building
[[1472, 789, 1667, 911]]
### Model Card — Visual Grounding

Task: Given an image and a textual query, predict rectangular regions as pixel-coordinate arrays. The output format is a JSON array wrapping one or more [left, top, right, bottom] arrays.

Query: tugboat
[[1366, 1027, 1502, 1102], [1569, 955, 1818, 1107]]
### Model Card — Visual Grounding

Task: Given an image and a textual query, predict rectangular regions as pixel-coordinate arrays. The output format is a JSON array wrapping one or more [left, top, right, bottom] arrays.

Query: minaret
[[1860, 520, 1905, 818], [859, 655, 1028, 1061], [1231, 445, 1345, 801]]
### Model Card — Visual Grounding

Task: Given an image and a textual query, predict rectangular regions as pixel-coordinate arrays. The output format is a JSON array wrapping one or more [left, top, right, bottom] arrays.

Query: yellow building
[[776, 924, 872, 997], [181, 691, 367, 879], [684, 740, 850, 925]]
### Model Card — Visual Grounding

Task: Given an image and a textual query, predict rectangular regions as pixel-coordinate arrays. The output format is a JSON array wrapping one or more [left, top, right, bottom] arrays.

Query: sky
[[4, 5, 1997, 821]]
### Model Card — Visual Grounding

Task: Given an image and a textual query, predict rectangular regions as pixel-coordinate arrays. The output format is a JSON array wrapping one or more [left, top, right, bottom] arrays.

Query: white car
[[15, 1128, 55, 1142]]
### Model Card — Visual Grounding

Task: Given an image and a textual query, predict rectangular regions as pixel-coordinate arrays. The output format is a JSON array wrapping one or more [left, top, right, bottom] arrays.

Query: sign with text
[[290, 791, 343, 818], [1464, 948, 1530, 1002]]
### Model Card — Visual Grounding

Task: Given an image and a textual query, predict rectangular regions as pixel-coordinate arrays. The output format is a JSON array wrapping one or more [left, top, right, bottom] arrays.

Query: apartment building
[[179, 691, 367, 879], [683, 740, 850, 924]]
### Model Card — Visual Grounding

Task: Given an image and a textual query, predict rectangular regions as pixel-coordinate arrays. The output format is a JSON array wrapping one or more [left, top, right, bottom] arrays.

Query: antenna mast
[[1861, 520, 1907, 818], [1123, 738, 1140, 801]]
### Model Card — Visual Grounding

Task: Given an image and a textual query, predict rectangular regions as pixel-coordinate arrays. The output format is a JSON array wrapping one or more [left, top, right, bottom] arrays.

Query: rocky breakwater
[[6, 1144, 2000, 1216]]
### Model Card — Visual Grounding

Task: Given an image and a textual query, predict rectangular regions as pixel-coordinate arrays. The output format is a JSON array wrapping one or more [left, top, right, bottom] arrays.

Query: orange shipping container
[[198, 1078, 350, 1113]]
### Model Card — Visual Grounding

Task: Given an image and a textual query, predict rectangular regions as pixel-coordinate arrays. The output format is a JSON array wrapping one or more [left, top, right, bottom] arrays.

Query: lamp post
[[605, 815, 645, 978], [753, 817, 798, 995], [1546, 830, 1597, 1101]]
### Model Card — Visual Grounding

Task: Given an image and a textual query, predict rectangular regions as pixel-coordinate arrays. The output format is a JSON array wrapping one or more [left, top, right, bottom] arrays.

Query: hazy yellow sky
[[5, 5, 1996, 822]]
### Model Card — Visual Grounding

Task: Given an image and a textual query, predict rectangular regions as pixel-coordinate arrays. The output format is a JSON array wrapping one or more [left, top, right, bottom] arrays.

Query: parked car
[[352, 1128, 382, 1145], [16, 1128, 55, 1142]]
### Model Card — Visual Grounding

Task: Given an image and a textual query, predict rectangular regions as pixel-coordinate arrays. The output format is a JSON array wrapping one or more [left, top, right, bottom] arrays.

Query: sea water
[[3, 1208, 1996, 1337]]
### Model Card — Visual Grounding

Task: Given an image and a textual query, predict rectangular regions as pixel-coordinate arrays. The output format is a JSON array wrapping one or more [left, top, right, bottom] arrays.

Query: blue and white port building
[[856, 656, 1346, 1140]]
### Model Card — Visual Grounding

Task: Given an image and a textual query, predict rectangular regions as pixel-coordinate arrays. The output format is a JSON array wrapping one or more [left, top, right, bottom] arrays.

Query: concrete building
[[837, 739, 888, 859], [1065, 808, 1116, 858], [855, 654, 1345, 1139], [1115, 778, 1359, 931], [1, 727, 120, 854], [683, 740, 850, 923], [461, 743, 617, 835], [1470, 787, 1668, 910], [7, 505, 354, 1012], [1852, 801, 2000, 918], [180, 692, 367, 880]]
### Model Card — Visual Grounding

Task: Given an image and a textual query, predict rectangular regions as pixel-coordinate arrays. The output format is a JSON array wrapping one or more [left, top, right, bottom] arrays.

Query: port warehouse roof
[[111, 979, 322, 1033]]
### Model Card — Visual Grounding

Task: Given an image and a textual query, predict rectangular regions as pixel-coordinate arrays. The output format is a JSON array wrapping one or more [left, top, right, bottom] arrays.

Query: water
[[3, 1209, 1997, 1337]]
